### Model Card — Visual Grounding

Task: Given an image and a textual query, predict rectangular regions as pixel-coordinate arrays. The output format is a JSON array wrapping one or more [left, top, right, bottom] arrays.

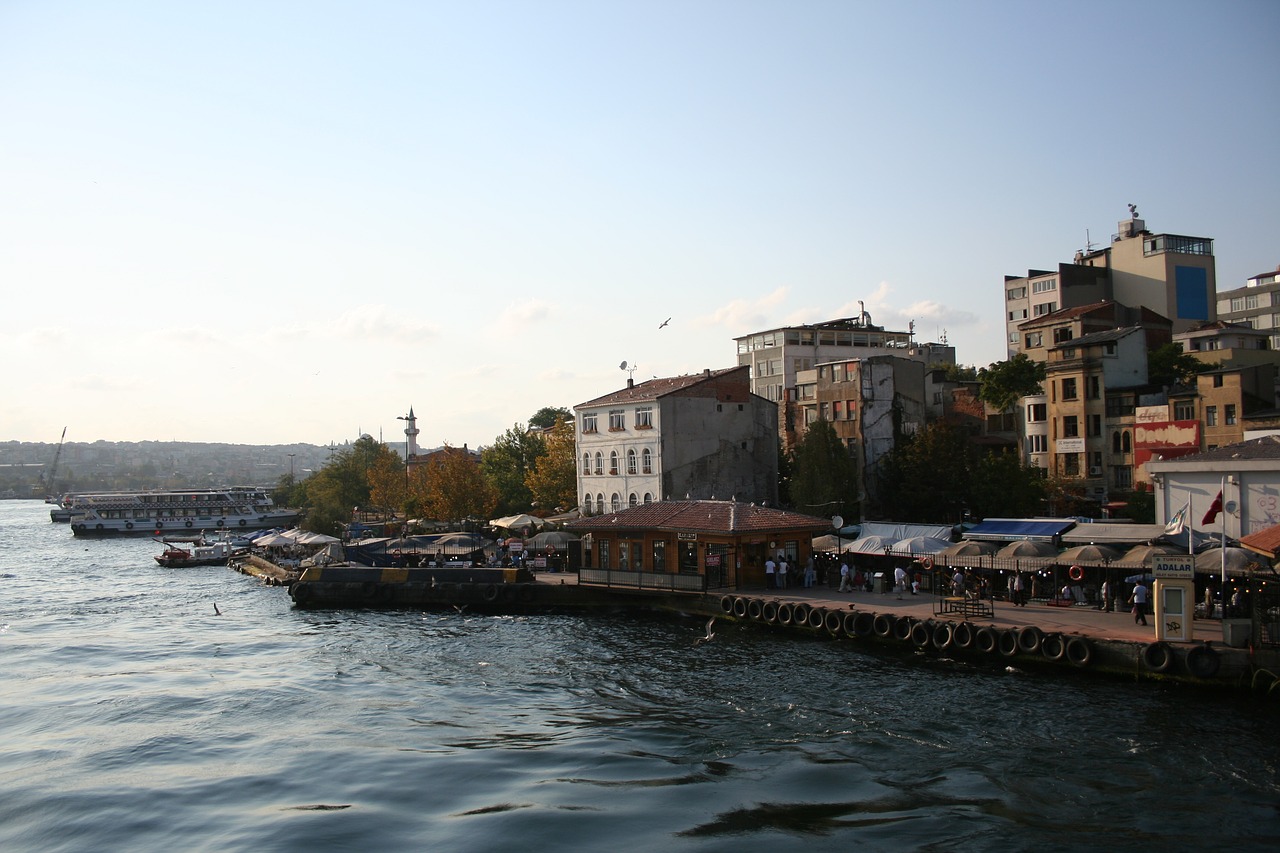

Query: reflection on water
[[0, 501, 1277, 852]]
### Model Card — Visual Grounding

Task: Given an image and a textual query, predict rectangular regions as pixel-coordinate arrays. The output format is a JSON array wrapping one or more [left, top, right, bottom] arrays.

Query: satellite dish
[[1225, 500, 1238, 514], [832, 515, 844, 529], [620, 360, 628, 370]]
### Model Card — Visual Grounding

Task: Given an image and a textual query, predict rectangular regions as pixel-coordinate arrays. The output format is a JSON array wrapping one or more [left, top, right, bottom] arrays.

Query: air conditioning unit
[[1089, 467, 1102, 476]]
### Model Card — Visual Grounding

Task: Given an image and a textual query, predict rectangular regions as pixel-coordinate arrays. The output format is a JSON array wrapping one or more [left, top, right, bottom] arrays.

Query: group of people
[[764, 554, 818, 589]]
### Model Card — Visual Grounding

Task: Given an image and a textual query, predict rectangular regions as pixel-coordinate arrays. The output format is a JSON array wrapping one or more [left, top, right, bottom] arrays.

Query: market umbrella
[[489, 514, 546, 531], [1056, 543, 1123, 565], [1113, 543, 1182, 568], [529, 530, 577, 550], [253, 533, 295, 547], [1195, 546, 1269, 577], [995, 540, 1060, 559], [937, 540, 998, 559], [840, 535, 899, 554], [890, 536, 953, 555]]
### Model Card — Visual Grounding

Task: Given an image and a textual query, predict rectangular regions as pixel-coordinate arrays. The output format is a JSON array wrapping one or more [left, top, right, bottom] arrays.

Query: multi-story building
[[1215, 264, 1280, 350], [573, 366, 777, 515], [1004, 209, 1216, 358], [734, 308, 955, 451], [792, 355, 929, 508]]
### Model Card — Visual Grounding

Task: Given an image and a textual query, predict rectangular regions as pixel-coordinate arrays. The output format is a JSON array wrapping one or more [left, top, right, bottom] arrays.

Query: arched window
[[629, 493, 638, 507], [643, 492, 653, 503], [1122, 430, 1132, 453], [583, 452, 591, 473], [1112, 431, 1122, 453], [583, 494, 593, 514], [596, 493, 604, 514], [594, 452, 603, 475], [627, 448, 637, 475], [611, 493, 621, 512], [609, 451, 619, 475], [641, 448, 652, 474]]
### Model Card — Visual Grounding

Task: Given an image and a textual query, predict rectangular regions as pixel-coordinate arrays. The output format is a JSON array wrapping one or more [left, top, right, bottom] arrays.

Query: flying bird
[[693, 617, 716, 646], [658, 318, 671, 329]]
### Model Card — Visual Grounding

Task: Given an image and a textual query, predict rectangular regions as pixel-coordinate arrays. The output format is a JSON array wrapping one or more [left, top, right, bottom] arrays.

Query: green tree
[[977, 354, 1046, 412], [788, 420, 858, 519], [967, 449, 1046, 519], [480, 424, 547, 515], [526, 419, 578, 512], [422, 445, 498, 523], [299, 436, 399, 533], [1147, 342, 1205, 387], [877, 421, 973, 522], [529, 406, 572, 430]]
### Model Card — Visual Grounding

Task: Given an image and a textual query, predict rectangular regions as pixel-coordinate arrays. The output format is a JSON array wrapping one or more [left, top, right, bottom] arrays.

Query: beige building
[[1215, 264, 1280, 350], [1005, 209, 1216, 359]]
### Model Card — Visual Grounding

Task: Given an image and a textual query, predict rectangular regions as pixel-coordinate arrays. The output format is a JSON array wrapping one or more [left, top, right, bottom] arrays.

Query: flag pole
[[1220, 475, 1227, 607]]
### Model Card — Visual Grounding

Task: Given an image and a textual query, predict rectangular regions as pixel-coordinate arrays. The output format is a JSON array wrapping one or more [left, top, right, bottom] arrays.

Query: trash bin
[[1222, 619, 1252, 648], [873, 572, 888, 594]]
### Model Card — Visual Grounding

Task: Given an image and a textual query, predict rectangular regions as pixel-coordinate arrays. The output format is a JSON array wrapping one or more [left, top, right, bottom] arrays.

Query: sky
[[2, 1, 1277, 450]]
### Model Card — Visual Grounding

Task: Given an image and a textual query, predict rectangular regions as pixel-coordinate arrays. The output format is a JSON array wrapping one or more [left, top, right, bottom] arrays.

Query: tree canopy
[[1147, 342, 1205, 387], [977, 354, 1045, 412], [525, 418, 578, 513], [529, 406, 572, 430], [788, 420, 858, 520], [479, 424, 547, 515]]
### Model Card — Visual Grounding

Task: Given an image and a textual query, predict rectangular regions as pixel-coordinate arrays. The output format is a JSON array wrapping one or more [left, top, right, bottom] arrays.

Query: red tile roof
[[567, 499, 830, 535], [1240, 523, 1280, 558], [575, 366, 744, 408]]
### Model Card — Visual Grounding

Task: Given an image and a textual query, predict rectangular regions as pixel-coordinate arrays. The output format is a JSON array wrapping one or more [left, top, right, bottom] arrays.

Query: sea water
[[1, 500, 1277, 852]]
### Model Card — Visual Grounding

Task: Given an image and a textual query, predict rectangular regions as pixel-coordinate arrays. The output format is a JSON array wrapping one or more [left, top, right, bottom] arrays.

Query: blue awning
[[964, 519, 1076, 542]]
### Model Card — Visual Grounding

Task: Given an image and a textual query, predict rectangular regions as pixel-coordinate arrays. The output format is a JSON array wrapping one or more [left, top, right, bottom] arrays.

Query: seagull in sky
[[658, 317, 671, 329], [693, 617, 716, 646]]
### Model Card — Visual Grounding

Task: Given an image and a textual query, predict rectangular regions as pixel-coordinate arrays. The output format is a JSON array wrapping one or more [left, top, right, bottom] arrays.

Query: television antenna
[[620, 360, 636, 381]]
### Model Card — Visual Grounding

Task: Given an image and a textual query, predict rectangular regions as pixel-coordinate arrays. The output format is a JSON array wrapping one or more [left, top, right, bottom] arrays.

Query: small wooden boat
[[154, 538, 233, 568]]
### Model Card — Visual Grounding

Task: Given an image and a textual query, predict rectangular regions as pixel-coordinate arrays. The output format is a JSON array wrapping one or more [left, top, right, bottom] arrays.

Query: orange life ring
[[1068, 564, 1084, 581], [921, 555, 934, 570]]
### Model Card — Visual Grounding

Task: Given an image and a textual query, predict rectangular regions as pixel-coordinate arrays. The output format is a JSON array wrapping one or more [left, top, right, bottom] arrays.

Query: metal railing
[[579, 569, 707, 593]]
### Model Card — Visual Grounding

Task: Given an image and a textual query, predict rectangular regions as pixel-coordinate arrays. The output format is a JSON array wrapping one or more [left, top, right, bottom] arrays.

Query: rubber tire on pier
[[126, 522, 133, 530], [777, 603, 795, 626], [952, 622, 974, 650], [910, 620, 932, 647], [720, 595, 735, 614], [1142, 641, 1174, 673], [841, 611, 859, 636], [1016, 626, 1043, 655], [733, 597, 748, 618], [806, 607, 825, 630], [997, 629, 1019, 657], [974, 626, 998, 654], [823, 609, 843, 636], [892, 617, 913, 642], [762, 600, 779, 623], [1065, 636, 1092, 667], [747, 599, 764, 620], [1186, 644, 1221, 678], [1040, 633, 1066, 661], [932, 621, 954, 650], [872, 613, 893, 638], [852, 611, 875, 638], [483, 584, 500, 603], [292, 583, 310, 606], [793, 604, 812, 627]]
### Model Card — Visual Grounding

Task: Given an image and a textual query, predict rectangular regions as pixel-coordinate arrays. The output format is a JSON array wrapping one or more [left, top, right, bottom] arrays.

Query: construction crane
[[40, 427, 67, 500]]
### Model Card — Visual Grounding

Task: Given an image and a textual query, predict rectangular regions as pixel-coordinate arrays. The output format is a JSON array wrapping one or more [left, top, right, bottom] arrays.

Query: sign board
[[508, 541, 524, 552], [678, 532, 698, 541], [1153, 553, 1194, 579], [1056, 438, 1085, 453]]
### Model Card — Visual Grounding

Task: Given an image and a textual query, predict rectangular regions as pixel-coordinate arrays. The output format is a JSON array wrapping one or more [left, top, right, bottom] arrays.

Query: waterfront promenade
[[530, 571, 1230, 646]]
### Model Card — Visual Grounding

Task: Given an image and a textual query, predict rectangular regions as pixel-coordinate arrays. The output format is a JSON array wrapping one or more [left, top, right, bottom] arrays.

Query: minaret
[[398, 408, 420, 459]]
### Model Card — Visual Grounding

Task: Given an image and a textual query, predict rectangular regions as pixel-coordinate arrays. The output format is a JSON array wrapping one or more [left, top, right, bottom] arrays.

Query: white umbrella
[[841, 535, 899, 554], [889, 536, 953, 555], [489, 514, 545, 531], [254, 532, 295, 547]]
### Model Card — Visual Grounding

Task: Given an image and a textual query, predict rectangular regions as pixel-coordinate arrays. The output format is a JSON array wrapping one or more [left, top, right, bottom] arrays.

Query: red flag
[[1201, 491, 1223, 525]]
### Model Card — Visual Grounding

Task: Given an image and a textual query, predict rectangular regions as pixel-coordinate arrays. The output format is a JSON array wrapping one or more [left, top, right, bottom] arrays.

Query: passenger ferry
[[69, 487, 300, 537]]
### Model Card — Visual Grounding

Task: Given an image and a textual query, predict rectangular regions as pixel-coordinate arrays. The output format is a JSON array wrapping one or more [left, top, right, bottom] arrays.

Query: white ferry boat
[[69, 487, 300, 537]]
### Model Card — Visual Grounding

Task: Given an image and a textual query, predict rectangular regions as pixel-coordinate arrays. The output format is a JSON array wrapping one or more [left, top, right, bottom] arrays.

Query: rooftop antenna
[[1085, 228, 1096, 252], [620, 360, 636, 382]]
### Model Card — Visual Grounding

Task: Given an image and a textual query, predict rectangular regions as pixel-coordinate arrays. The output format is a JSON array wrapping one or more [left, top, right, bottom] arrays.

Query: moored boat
[[154, 537, 234, 568], [70, 486, 300, 537]]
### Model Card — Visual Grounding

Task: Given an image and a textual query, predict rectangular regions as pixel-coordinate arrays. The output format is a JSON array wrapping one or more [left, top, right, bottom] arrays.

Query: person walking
[[1131, 580, 1149, 626], [838, 559, 851, 592], [1011, 571, 1025, 606], [894, 564, 908, 599], [804, 555, 816, 588], [776, 555, 789, 590], [764, 556, 776, 589], [1098, 579, 1112, 611]]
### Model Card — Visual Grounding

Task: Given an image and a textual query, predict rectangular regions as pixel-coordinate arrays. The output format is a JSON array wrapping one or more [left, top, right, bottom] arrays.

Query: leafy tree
[[977, 354, 1045, 412], [367, 451, 408, 515], [1147, 342, 1205, 387], [877, 421, 972, 522], [480, 424, 547, 515], [944, 363, 979, 382], [298, 436, 399, 533], [966, 450, 1046, 519], [788, 420, 858, 519], [422, 445, 498, 523], [526, 419, 578, 512], [1114, 487, 1155, 523], [529, 406, 572, 430]]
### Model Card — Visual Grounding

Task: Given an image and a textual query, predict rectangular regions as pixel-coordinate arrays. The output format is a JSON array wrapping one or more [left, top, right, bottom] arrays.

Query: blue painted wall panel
[[1175, 265, 1209, 320]]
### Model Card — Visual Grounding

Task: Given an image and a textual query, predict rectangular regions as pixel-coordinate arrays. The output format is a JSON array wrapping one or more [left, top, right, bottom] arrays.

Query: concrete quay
[[282, 567, 1280, 696]]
